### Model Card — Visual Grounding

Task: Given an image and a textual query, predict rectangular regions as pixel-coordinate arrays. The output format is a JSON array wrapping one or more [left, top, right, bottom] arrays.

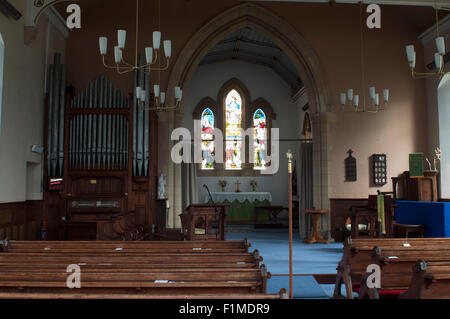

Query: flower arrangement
[[249, 180, 258, 192], [218, 180, 228, 191]]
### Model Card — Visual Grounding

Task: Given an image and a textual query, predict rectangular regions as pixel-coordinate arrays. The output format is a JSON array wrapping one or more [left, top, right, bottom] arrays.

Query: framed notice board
[[409, 153, 424, 178], [372, 154, 387, 186]]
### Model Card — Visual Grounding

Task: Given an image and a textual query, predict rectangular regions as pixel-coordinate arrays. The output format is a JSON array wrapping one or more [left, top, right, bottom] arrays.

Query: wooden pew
[[333, 237, 450, 299], [0, 265, 271, 293], [359, 248, 450, 299], [401, 260, 450, 299], [0, 239, 280, 299], [0, 289, 288, 299], [0, 239, 252, 254]]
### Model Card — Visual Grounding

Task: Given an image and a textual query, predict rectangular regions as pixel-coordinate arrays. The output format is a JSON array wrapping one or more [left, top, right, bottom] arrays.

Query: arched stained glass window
[[225, 89, 242, 170], [253, 108, 267, 170], [201, 108, 215, 170]]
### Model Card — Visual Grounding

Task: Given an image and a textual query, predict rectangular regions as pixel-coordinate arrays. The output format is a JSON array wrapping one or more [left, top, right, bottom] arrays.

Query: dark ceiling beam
[[217, 37, 280, 50], [0, 0, 22, 20]]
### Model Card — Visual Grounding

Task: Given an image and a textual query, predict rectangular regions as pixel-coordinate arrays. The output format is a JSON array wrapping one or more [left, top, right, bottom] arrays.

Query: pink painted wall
[[64, 0, 431, 199]]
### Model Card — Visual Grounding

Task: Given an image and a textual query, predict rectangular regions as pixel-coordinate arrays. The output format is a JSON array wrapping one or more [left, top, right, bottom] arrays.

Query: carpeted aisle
[[226, 231, 344, 298]]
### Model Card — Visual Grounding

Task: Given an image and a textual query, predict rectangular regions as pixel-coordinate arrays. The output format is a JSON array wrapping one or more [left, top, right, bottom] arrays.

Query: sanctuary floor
[[226, 230, 343, 299]]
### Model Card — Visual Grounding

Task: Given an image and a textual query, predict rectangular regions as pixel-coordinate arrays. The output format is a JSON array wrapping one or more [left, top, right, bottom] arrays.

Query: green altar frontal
[[207, 192, 273, 222]]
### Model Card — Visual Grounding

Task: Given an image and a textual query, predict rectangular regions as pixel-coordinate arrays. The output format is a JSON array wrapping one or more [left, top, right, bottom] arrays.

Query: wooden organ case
[[43, 54, 158, 240]]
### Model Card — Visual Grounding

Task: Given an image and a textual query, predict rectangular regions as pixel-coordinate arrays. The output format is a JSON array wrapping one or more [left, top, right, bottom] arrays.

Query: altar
[[204, 192, 273, 221]]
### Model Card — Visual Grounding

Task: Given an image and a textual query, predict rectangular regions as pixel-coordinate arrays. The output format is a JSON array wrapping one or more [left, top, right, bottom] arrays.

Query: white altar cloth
[[205, 192, 272, 203]]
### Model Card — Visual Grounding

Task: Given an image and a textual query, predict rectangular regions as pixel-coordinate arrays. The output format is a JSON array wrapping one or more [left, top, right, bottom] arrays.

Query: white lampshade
[[436, 36, 446, 55], [140, 89, 146, 102], [369, 87, 376, 100], [136, 86, 141, 99], [178, 89, 183, 101], [340, 93, 346, 105], [353, 95, 360, 107], [383, 89, 389, 102], [435, 53, 443, 70], [163, 40, 172, 58], [145, 47, 153, 64], [153, 31, 161, 50], [406, 45, 416, 68], [375, 93, 380, 106], [406, 45, 415, 61], [118, 30, 126, 49], [114, 46, 122, 63], [161, 92, 166, 105], [99, 37, 108, 55], [347, 89, 354, 102], [175, 86, 182, 101], [154, 84, 160, 97]]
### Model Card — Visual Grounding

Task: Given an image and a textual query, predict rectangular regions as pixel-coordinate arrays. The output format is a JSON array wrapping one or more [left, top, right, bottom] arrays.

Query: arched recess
[[165, 3, 331, 237]]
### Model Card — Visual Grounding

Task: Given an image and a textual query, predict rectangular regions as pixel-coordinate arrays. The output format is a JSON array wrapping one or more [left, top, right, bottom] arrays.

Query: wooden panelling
[[330, 198, 367, 242], [0, 201, 42, 240], [70, 176, 125, 196]]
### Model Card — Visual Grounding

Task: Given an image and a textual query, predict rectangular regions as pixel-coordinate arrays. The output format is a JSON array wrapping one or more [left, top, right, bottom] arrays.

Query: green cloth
[[208, 199, 271, 221], [377, 194, 386, 235]]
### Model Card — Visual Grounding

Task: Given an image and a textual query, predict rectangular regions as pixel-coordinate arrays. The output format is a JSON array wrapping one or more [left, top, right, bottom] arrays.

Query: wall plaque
[[345, 149, 357, 182]]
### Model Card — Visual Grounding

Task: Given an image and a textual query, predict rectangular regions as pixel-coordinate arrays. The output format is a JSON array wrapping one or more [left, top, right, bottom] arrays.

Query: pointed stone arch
[[165, 3, 331, 237]]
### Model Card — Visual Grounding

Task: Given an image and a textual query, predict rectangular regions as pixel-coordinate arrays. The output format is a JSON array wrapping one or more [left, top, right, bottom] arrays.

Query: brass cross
[[235, 180, 241, 193]]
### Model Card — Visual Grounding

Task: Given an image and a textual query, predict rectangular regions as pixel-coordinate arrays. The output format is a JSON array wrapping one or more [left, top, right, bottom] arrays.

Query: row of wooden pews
[[0, 239, 286, 299], [334, 237, 450, 299]]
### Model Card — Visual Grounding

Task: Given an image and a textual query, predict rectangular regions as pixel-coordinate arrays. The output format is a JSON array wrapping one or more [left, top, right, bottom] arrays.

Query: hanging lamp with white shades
[[98, 0, 182, 111], [405, 5, 448, 79], [340, 87, 389, 113], [340, 2, 390, 113], [406, 39, 446, 77]]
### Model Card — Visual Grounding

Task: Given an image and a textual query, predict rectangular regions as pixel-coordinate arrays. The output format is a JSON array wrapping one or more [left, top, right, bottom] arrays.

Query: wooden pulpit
[[180, 204, 229, 241]]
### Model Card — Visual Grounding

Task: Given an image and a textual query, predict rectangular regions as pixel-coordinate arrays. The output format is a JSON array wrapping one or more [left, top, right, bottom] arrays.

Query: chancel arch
[[166, 3, 331, 232]]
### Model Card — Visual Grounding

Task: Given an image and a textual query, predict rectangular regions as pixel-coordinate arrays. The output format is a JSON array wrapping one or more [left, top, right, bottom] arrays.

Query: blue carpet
[[268, 276, 328, 298], [226, 231, 343, 274], [226, 231, 344, 298]]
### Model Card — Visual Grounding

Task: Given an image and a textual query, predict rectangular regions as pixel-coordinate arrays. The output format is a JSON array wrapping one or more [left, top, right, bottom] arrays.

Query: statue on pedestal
[[158, 173, 166, 200]]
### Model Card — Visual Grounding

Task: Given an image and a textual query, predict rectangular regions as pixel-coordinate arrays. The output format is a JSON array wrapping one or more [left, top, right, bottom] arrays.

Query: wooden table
[[304, 209, 329, 244], [253, 205, 286, 224], [180, 204, 229, 241]]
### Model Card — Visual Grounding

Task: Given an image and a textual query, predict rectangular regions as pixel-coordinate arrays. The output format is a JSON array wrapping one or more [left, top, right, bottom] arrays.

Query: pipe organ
[[43, 53, 158, 240]]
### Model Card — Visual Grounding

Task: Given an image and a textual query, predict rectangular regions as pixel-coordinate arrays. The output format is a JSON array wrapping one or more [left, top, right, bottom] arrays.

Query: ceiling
[[200, 28, 304, 97]]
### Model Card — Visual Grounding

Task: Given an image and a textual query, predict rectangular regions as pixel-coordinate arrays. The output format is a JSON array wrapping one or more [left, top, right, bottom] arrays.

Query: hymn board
[[43, 53, 158, 240]]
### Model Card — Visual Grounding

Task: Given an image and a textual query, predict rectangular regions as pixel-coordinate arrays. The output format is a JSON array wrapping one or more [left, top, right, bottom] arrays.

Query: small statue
[[157, 173, 166, 199], [434, 147, 441, 171]]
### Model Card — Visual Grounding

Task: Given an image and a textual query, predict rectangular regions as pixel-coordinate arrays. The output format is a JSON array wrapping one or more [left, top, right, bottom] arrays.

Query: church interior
[[0, 0, 450, 301]]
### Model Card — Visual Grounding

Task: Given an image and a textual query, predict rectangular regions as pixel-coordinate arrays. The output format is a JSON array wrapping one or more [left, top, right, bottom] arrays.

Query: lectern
[[180, 204, 228, 241]]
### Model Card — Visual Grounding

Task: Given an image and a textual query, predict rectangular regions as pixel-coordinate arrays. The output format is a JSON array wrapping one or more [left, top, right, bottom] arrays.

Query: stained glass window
[[225, 89, 242, 170], [201, 108, 215, 170], [253, 108, 267, 170]]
